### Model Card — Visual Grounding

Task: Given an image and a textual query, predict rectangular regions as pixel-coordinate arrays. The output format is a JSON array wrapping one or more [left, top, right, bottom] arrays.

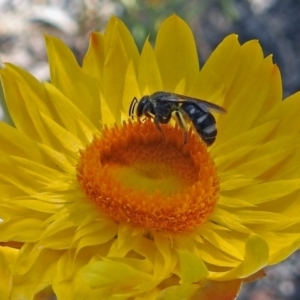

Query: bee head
[[136, 96, 150, 117]]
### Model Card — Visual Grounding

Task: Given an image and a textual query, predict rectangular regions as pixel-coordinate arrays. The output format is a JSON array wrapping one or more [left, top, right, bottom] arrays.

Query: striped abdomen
[[181, 102, 217, 146]]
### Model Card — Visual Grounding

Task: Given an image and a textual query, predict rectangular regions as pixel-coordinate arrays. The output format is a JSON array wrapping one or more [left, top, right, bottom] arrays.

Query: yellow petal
[[217, 56, 280, 145], [210, 208, 251, 234], [1, 64, 52, 142], [82, 32, 105, 80], [38, 111, 82, 160], [255, 62, 282, 120], [74, 222, 118, 258], [195, 34, 240, 107], [0, 246, 18, 299], [139, 39, 163, 94], [105, 16, 140, 69], [154, 234, 178, 279], [11, 247, 61, 299], [0, 122, 53, 167], [267, 233, 300, 264], [81, 32, 114, 127], [122, 60, 141, 118], [38, 143, 75, 173], [101, 17, 140, 124], [196, 239, 240, 268], [211, 234, 269, 280], [262, 91, 300, 133], [177, 250, 209, 283], [45, 35, 101, 127], [212, 119, 278, 161], [154, 15, 199, 92], [223, 179, 300, 205], [216, 134, 300, 179], [44, 83, 97, 144], [79, 259, 152, 289], [200, 227, 244, 260]]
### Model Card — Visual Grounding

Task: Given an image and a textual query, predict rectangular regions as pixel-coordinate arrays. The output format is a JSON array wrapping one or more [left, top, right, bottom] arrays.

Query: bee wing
[[189, 98, 226, 114], [155, 92, 226, 114]]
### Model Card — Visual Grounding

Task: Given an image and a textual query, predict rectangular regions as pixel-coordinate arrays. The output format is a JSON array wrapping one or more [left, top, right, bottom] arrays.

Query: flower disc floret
[[77, 120, 220, 232]]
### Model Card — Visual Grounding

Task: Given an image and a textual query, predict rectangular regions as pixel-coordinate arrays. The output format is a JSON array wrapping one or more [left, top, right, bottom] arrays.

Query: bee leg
[[173, 111, 188, 144], [141, 112, 153, 122], [154, 116, 165, 141]]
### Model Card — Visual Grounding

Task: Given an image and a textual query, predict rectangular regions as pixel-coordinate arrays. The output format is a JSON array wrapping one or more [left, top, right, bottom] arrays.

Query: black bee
[[129, 91, 226, 146]]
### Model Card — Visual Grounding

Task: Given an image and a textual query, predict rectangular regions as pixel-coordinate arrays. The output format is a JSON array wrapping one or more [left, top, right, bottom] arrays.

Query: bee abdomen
[[181, 102, 217, 145]]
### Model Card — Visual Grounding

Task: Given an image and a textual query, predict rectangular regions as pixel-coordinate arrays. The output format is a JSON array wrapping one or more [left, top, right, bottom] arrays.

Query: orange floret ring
[[77, 120, 219, 233]]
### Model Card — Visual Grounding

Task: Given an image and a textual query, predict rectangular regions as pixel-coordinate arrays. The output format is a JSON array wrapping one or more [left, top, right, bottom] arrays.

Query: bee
[[129, 91, 226, 146]]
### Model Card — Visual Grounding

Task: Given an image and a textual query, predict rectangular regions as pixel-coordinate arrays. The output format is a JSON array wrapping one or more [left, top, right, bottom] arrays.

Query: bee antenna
[[129, 97, 138, 119]]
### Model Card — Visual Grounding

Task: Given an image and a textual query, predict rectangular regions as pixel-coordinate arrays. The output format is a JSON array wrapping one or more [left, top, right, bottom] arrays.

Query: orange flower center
[[77, 120, 219, 232]]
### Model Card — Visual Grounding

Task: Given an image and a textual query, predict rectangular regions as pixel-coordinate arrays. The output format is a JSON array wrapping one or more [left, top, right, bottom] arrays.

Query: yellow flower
[[1, 15, 300, 299]]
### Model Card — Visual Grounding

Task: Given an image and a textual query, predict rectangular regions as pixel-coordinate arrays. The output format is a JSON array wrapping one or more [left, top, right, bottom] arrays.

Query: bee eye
[[135, 97, 148, 117]]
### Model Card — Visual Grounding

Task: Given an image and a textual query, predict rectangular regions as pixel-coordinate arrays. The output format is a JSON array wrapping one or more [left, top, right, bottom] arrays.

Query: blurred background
[[0, 0, 300, 299]]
